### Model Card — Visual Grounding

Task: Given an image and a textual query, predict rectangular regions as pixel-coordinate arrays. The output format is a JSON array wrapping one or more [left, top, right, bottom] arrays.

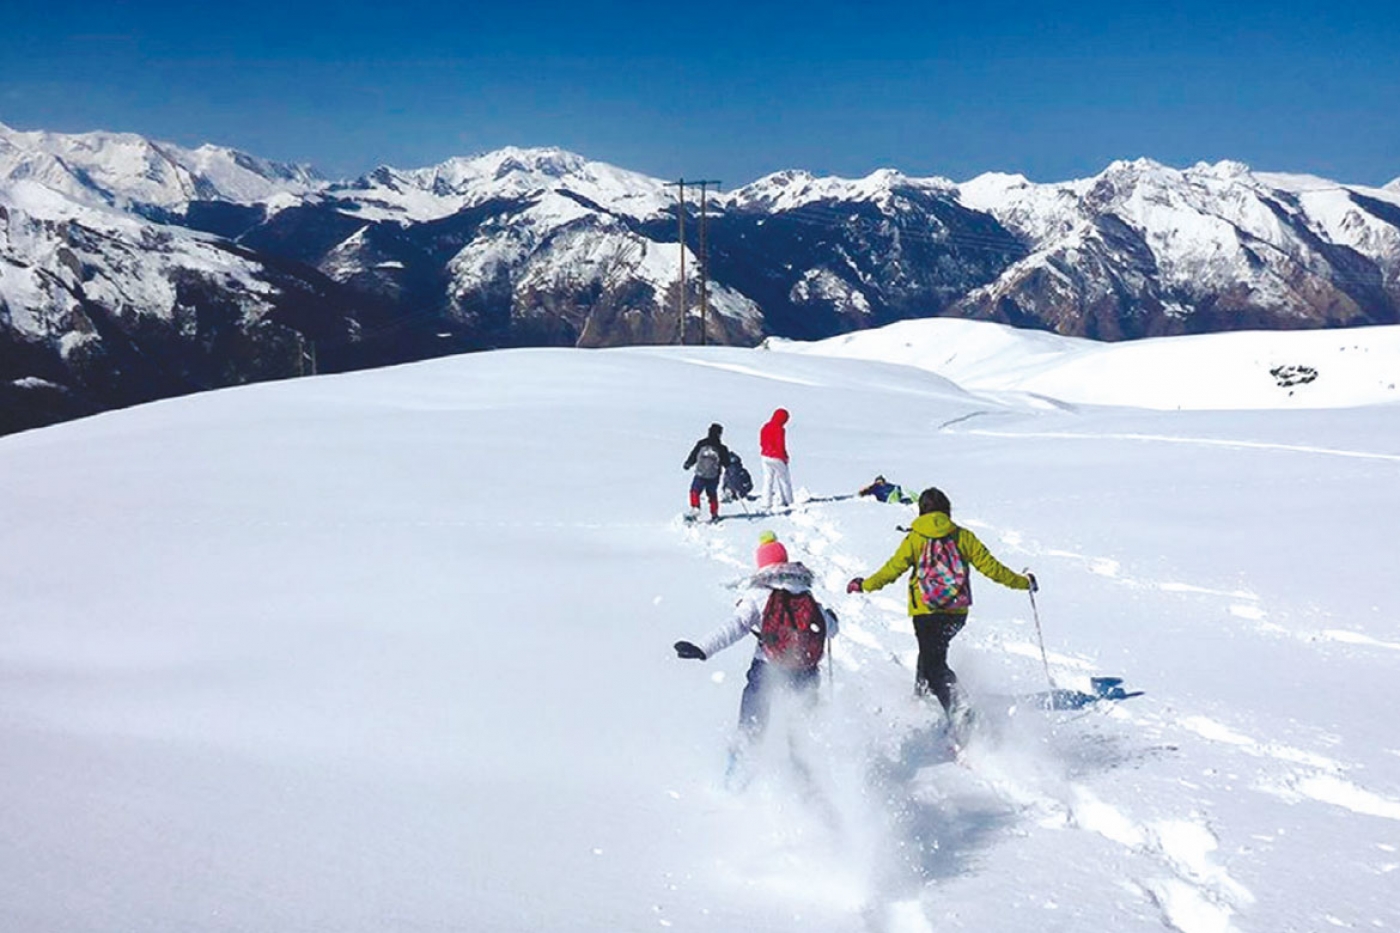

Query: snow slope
[[1, 327, 1398, 933], [773, 317, 1400, 410]]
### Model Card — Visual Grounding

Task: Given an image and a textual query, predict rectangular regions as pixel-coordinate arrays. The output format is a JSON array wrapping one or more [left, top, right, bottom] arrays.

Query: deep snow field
[[2, 320, 1398, 933]]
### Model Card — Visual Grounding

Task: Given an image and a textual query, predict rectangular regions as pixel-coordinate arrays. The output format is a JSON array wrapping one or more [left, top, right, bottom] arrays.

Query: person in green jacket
[[846, 486, 1036, 726]]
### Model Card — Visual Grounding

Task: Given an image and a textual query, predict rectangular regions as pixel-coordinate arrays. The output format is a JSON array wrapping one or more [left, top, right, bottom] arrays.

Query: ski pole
[[825, 631, 834, 698], [1027, 582, 1055, 691]]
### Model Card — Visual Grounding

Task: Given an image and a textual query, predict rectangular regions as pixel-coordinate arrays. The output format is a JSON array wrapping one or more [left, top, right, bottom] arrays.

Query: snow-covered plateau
[[2, 318, 1397, 933]]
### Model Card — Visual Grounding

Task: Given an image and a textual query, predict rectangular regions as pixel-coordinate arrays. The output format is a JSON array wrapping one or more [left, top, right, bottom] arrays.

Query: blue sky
[[2, 0, 1396, 186]]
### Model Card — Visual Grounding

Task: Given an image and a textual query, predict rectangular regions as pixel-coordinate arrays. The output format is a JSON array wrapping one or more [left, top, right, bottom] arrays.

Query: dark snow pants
[[737, 657, 819, 737], [912, 612, 967, 713]]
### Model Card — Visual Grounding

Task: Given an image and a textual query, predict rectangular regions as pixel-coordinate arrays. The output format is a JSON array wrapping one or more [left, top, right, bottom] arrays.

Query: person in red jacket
[[758, 408, 793, 510]]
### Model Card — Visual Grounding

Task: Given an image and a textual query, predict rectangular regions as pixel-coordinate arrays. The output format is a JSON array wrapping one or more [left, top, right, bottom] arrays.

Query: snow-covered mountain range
[[3, 121, 1398, 434]]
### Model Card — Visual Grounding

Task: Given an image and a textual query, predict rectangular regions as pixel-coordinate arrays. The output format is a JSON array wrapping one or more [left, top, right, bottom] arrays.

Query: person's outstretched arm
[[674, 592, 764, 661], [862, 533, 920, 592]]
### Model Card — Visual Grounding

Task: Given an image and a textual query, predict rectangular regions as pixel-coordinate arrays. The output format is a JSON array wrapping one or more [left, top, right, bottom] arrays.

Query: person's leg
[[760, 457, 777, 509], [726, 658, 774, 791], [776, 460, 794, 506], [784, 665, 823, 787], [688, 475, 703, 511], [703, 476, 720, 518], [737, 657, 773, 738], [791, 665, 820, 714], [912, 614, 965, 713]]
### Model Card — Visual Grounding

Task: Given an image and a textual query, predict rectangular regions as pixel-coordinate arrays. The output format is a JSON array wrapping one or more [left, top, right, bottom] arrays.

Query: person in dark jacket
[[859, 475, 914, 505], [722, 453, 754, 502], [682, 423, 732, 522]]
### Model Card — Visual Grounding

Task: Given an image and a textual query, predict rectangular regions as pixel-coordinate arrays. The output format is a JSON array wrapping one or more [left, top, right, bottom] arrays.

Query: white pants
[[760, 457, 793, 509]]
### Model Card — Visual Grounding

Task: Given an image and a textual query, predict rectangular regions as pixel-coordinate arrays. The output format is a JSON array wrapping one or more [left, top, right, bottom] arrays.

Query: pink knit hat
[[755, 530, 788, 568]]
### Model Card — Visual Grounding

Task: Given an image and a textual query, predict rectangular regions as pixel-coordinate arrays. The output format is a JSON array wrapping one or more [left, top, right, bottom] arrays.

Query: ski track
[[671, 496, 1318, 933], [975, 521, 1400, 873], [678, 357, 827, 387], [991, 526, 1400, 660], [947, 427, 1400, 464]]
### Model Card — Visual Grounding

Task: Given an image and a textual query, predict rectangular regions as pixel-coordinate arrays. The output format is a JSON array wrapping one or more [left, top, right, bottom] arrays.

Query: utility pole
[[297, 333, 318, 377], [694, 179, 721, 346], [664, 179, 687, 344], [664, 178, 720, 345]]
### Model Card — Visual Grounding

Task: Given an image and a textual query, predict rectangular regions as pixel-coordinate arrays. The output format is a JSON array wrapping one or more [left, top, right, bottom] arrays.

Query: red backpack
[[758, 589, 827, 670]]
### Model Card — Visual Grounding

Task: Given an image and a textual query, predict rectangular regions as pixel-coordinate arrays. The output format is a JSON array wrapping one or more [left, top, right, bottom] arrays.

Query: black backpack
[[725, 457, 753, 497]]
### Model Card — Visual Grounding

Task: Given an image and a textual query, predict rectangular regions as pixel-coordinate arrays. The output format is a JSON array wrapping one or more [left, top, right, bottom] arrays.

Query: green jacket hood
[[911, 512, 955, 538]]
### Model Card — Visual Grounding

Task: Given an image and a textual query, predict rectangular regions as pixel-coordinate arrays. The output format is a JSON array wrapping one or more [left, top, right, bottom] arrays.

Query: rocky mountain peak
[[1193, 159, 1255, 181]]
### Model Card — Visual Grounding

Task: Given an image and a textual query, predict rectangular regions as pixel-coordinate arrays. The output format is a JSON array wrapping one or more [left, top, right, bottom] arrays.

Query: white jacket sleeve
[[698, 590, 765, 659]]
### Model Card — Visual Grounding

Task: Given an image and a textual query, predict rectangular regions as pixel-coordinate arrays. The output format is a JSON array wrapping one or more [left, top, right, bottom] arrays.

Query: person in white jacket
[[673, 531, 838, 742]]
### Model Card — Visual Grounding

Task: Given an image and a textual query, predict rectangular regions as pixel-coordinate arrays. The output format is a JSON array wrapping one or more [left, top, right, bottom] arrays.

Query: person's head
[[918, 486, 952, 516], [873, 475, 886, 485], [755, 530, 789, 568], [707, 422, 723, 439], [772, 408, 789, 425]]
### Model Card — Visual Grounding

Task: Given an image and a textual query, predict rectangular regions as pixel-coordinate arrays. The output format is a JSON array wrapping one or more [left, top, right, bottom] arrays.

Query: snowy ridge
[[725, 167, 959, 214], [0, 122, 322, 211], [1, 338, 1397, 932], [771, 316, 1400, 409], [442, 191, 762, 336], [959, 158, 1400, 274], [0, 179, 276, 340], [317, 152, 764, 339], [957, 170, 1095, 246], [1255, 171, 1400, 281], [0, 173, 370, 436], [953, 158, 1400, 336], [333, 146, 675, 223]]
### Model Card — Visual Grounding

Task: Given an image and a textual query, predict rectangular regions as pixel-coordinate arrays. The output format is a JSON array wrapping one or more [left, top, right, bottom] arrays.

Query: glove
[[1025, 572, 1039, 593], [673, 640, 707, 661], [846, 577, 864, 594]]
